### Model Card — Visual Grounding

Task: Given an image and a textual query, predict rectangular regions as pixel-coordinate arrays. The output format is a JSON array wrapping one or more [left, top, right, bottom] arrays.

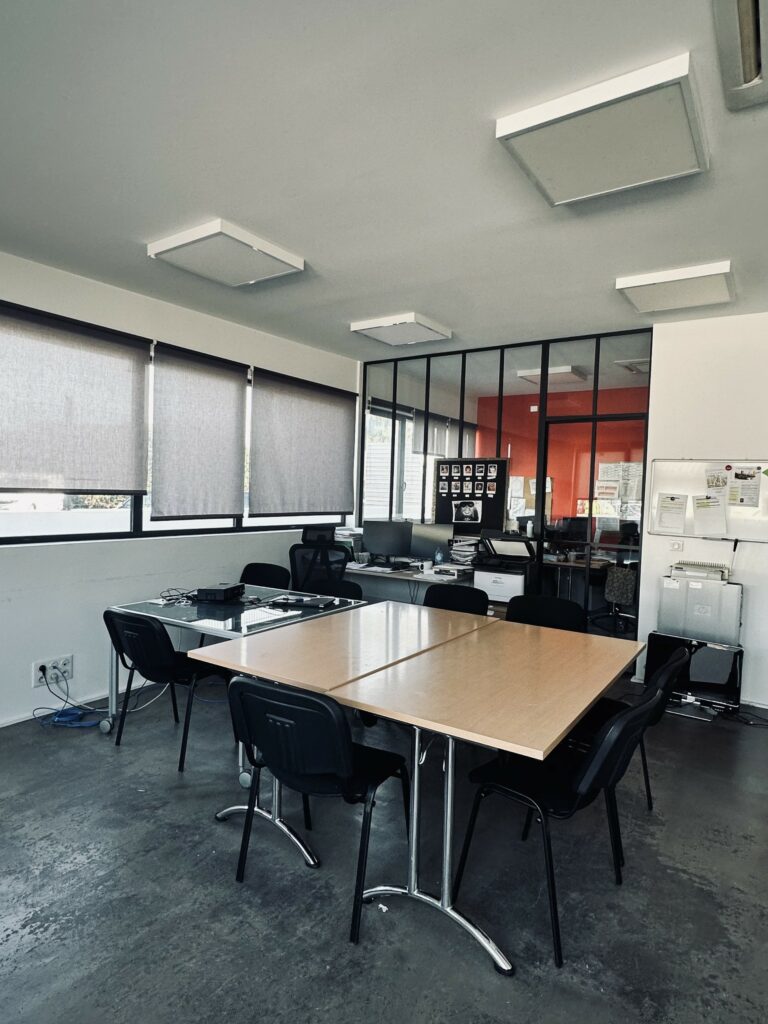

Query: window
[[0, 301, 356, 543], [249, 371, 356, 517]]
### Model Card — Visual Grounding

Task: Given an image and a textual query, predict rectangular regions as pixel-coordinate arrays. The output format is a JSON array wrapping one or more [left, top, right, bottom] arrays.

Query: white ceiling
[[0, 0, 766, 363]]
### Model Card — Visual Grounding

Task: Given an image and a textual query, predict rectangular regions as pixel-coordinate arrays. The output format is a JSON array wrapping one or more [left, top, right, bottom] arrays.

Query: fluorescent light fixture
[[350, 312, 452, 346], [713, 0, 768, 110], [495, 53, 708, 205], [614, 358, 651, 375], [517, 365, 588, 385], [147, 218, 304, 287], [616, 261, 734, 313]]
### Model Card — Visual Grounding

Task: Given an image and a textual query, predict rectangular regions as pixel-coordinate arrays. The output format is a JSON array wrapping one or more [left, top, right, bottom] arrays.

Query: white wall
[[0, 251, 359, 727], [638, 311, 768, 708]]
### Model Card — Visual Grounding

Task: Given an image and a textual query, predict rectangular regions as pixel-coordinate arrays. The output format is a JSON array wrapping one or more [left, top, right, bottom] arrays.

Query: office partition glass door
[[541, 415, 647, 637]]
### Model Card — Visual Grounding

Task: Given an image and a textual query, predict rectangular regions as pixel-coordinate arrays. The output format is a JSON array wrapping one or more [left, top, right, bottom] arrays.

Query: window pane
[[428, 355, 462, 458], [363, 363, 395, 520], [398, 359, 428, 521], [597, 334, 651, 415], [0, 308, 149, 493], [152, 347, 247, 518], [0, 493, 131, 537], [250, 372, 355, 516], [464, 350, 501, 458], [496, 345, 543, 530], [546, 338, 596, 417], [141, 495, 234, 532], [544, 421, 593, 539], [592, 419, 646, 547]]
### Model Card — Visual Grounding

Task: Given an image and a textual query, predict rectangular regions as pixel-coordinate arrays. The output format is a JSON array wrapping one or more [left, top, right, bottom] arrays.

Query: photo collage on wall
[[435, 459, 507, 532]]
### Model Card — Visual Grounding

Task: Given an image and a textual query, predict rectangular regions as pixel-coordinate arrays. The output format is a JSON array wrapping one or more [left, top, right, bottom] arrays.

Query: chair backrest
[[643, 645, 690, 727], [423, 583, 489, 617], [604, 565, 637, 605], [301, 525, 336, 545], [228, 676, 354, 789], [103, 609, 177, 680], [289, 543, 350, 591], [573, 685, 666, 798], [505, 594, 587, 632], [313, 578, 363, 600], [239, 562, 291, 590]]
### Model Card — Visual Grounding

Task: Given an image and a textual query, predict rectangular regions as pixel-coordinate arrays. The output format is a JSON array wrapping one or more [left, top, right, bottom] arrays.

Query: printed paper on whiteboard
[[692, 494, 726, 536], [728, 464, 762, 507], [656, 493, 687, 535]]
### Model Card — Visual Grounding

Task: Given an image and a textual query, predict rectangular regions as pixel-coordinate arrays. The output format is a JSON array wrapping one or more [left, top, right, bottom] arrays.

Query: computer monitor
[[410, 522, 453, 562], [362, 520, 413, 563]]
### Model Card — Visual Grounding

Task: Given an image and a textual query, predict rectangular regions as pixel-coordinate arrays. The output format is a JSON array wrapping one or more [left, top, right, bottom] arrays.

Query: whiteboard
[[649, 459, 768, 543]]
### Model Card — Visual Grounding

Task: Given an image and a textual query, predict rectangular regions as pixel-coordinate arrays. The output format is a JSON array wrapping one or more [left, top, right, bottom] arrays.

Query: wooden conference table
[[190, 601, 643, 975]]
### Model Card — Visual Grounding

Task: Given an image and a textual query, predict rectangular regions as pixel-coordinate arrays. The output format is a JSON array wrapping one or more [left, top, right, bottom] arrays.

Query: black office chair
[[423, 583, 489, 617], [289, 542, 350, 591], [239, 562, 291, 590], [228, 676, 410, 943], [505, 594, 587, 633], [453, 683, 667, 966], [313, 578, 363, 600], [567, 646, 690, 812], [103, 609, 208, 772], [591, 564, 638, 634]]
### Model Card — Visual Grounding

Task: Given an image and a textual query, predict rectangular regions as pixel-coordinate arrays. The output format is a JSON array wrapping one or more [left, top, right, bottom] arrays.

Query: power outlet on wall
[[32, 655, 75, 689]]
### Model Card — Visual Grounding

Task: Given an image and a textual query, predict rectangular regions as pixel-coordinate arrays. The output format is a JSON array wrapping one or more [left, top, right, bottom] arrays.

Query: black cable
[[159, 587, 197, 605], [729, 711, 768, 728]]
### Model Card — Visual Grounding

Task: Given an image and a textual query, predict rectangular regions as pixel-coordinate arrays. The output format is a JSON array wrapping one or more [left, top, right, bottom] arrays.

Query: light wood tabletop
[[331, 620, 645, 759], [188, 600, 497, 692]]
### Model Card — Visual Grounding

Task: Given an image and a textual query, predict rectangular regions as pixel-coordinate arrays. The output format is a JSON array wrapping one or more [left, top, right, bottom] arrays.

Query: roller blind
[[249, 372, 356, 515], [151, 345, 247, 518], [0, 308, 149, 493]]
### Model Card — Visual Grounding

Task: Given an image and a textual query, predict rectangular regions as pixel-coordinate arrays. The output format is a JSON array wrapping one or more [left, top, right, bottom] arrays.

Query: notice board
[[649, 459, 768, 543], [434, 458, 507, 533]]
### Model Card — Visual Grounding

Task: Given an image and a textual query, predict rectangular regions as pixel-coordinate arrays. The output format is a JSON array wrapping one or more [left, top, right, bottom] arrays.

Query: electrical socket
[[32, 655, 75, 689]]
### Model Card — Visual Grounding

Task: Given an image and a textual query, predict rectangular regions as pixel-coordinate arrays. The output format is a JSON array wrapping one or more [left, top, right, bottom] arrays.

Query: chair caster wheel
[[363, 896, 375, 904], [239, 770, 254, 789], [99, 718, 113, 735], [493, 963, 515, 976], [305, 858, 321, 869]]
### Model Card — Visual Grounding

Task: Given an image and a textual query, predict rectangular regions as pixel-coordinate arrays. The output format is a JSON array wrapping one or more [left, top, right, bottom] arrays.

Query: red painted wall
[[476, 388, 647, 520]]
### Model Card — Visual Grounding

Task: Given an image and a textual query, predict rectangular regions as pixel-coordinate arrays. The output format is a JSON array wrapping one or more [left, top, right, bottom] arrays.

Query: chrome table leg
[[363, 727, 514, 975], [215, 771, 319, 868]]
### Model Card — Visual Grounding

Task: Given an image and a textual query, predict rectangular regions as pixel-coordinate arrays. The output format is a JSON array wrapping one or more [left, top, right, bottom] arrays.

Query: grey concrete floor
[[1, 679, 766, 1024]]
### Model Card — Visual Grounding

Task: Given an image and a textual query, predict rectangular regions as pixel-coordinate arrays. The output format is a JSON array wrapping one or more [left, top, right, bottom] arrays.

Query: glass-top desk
[[105, 584, 365, 728]]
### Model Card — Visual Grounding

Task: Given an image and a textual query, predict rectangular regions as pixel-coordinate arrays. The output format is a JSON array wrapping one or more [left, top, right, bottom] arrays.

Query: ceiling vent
[[147, 218, 304, 287], [517, 365, 588, 386], [350, 313, 452, 345], [615, 261, 734, 313], [713, 0, 768, 109], [495, 53, 708, 205], [614, 358, 651, 375]]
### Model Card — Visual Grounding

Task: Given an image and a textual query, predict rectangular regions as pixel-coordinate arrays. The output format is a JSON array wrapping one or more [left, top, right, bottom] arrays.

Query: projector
[[196, 583, 245, 603]]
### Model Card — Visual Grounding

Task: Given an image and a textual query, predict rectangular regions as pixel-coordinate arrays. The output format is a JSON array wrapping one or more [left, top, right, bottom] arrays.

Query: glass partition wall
[[360, 330, 651, 637]]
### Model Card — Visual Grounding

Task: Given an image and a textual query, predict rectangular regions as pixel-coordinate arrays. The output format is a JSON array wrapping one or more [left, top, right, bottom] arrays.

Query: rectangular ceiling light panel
[[713, 0, 768, 110], [350, 313, 452, 345], [496, 53, 708, 205], [147, 218, 304, 287], [616, 260, 734, 312], [517, 365, 588, 385]]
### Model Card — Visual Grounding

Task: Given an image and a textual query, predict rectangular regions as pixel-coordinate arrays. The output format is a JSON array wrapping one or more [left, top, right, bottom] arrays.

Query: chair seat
[[169, 651, 199, 683], [468, 745, 592, 817], [568, 697, 631, 744], [275, 742, 406, 800]]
